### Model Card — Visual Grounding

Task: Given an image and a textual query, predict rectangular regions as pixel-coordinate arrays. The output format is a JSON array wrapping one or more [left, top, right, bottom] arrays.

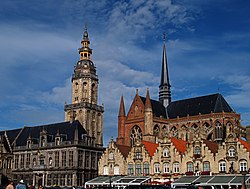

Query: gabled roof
[[170, 137, 187, 154], [0, 128, 22, 145], [167, 93, 233, 119], [203, 139, 218, 154], [142, 140, 159, 157], [140, 96, 167, 118], [239, 138, 250, 152], [115, 144, 131, 158], [12, 121, 86, 147]]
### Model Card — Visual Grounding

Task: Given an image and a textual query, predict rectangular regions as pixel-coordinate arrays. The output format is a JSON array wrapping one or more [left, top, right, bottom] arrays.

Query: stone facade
[[0, 29, 104, 187], [98, 39, 249, 182]]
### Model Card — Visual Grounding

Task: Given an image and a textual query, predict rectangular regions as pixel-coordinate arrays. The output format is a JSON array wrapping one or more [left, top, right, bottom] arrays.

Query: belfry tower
[[159, 33, 171, 108], [64, 28, 104, 146]]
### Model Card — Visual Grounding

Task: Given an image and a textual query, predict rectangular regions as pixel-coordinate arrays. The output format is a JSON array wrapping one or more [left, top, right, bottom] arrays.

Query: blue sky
[[0, 0, 250, 146]]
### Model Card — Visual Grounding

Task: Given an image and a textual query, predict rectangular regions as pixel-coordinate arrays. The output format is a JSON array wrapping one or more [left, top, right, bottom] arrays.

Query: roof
[[167, 93, 233, 119], [239, 138, 250, 152], [171, 137, 187, 154], [142, 140, 159, 157], [203, 139, 218, 154], [0, 128, 22, 145], [3, 121, 86, 147], [140, 96, 167, 118], [115, 143, 131, 158]]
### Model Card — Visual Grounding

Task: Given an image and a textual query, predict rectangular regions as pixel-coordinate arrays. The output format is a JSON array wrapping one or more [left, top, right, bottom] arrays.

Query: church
[[98, 36, 249, 183], [0, 29, 104, 187]]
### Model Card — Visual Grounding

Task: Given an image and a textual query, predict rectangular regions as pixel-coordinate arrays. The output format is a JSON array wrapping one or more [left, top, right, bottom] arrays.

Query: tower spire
[[159, 32, 171, 108], [119, 95, 126, 117]]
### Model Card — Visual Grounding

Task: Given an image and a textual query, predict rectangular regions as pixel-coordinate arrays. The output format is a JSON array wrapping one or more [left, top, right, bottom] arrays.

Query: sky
[[0, 0, 250, 146]]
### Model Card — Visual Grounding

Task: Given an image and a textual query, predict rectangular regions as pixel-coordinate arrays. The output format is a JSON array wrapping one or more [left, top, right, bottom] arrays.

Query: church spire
[[119, 95, 126, 117], [145, 88, 152, 110], [159, 33, 171, 108]]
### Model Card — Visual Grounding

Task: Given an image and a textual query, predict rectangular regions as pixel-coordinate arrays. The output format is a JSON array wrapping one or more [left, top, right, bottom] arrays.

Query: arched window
[[128, 163, 134, 175], [215, 121, 223, 139], [203, 162, 210, 172], [173, 162, 180, 173], [109, 152, 114, 160], [170, 126, 177, 137], [194, 146, 201, 155], [239, 160, 248, 172], [83, 82, 88, 101], [114, 165, 119, 175], [154, 163, 160, 173], [135, 163, 141, 175], [162, 126, 168, 136], [187, 162, 194, 172], [130, 126, 142, 146], [143, 162, 149, 175], [49, 157, 53, 166], [219, 161, 226, 172], [228, 147, 235, 157], [103, 165, 109, 175], [163, 163, 170, 173], [163, 148, 169, 157], [91, 83, 96, 102]]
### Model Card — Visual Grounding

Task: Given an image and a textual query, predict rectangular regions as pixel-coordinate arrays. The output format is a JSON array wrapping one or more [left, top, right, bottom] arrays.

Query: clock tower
[[64, 28, 104, 146]]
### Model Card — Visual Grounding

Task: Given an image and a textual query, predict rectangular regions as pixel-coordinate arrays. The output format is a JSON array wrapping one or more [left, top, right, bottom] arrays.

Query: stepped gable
[[14, 120, 86, 147], [203, 139, 218, 154], [239, 138, 250, 152], [142, 140, 159, 157], [167, 93, 233, 119], [0, 128, 22, 145], [115, 143, 131, 158], [170, 137, 187, 154], [140, 96, 167, 118]]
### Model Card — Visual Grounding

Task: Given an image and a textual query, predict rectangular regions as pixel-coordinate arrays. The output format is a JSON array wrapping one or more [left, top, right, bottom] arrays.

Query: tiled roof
[[140, 96, 167, 118], [167, 93, 233, 119], [116, 144, 131, 158], [0, 128, 22, 145], [142, 140, 159, 157], [203, 139, 218, 154], [239, 138, 250, 152], [170, 137, 187, 154]]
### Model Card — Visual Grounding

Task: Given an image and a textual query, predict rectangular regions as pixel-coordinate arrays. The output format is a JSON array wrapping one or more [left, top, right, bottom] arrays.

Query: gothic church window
[[215, 121, 223, 139], [162, 126, 168, 136], [130, 126, 142, 147]]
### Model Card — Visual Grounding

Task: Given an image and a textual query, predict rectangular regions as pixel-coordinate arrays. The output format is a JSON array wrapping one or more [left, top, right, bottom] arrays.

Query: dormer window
[[55, 137, 60, 146], [27, 141, 31, 148]]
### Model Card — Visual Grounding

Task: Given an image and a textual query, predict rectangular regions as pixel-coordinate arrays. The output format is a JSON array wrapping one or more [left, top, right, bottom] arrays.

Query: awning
[[85, 176, 151, 188]]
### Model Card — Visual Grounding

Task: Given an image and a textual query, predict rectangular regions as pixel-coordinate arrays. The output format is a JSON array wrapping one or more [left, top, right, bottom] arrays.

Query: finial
[[84, 23, 88, 32], [163, 32, 166, 43], [136, 89, 139, 95], [83, 23, 88, 38]]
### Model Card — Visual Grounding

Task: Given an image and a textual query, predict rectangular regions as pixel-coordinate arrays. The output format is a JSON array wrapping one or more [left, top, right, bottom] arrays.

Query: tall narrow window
[[154, 163, 160, 173], [135, 163, 141, 175], [173, 162, 180, 173], [62, 151, 66, 167], [26, 154, 30, 168], [203, 162, 210, 172], [240, 160, 248, 172], [128, 163, 134, 175], [187, 162, 194, 172], [55, 151, 59, 167], [163, 163, 170, 173], [219, 161, 226, 172], [143, 162, 149, 175], [69, 151, 73, 167]]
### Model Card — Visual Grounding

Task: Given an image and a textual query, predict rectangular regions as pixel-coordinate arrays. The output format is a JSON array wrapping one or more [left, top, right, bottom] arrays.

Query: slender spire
[[119, 95, 126, 117], [159, 32, 171, 108], [145, 88, 152, 109]]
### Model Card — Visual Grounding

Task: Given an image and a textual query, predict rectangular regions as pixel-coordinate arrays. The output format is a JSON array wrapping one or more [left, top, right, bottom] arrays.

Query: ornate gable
[[127, 91, 145, 120]]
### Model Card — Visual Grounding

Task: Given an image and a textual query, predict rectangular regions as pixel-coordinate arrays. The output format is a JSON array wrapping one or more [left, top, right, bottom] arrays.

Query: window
[[219, 161, 226, 172], [47, 174, 52, 186], [163, 148, 169, 157], [62, 151, 66, 167], [67, 174, 73, 186], [55, 151, 59, 167], [154, 163, 160, 173], [20, 154, 24, 168], [240, 160, 248, 172], [103, 165, 109, 175], [194, 147, 201, 154], [32, 158, 36, 167], [130, 126, 142, 146], [135, 163, 141, 175], [14, 155, 19, 169], [109, 152, 114, 160], [203, 162, 210, 172], [228, 147, 235, 157], [78, 151, 83, 167], [49, 157, 53, 166], [173, 162, 180, 173], [60, 174, 65, 186], [128, 163, 134, 175], [143, 162, 149, 175], [187, 162, 194, 172], [135, 149, 142, 159], [163, 163, 170, 173], [153, 125, 160, 136], [26, 154, 30, 168], [114, 165, 119, 175], [69, 151, 73, 167], [85, 152, 90, 168]]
